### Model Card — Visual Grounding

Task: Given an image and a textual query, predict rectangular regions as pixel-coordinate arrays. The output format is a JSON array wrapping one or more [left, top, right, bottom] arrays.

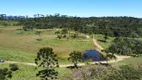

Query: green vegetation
[[0, 48, 35, 62], [0, 63, 71, 80], [1, 15, 142, 80], [35, 47, 59, 80], [0, 27, 94, 64], [107, 37, 142, 56], [0, 20, 18, 27], [117, 56, 142, 65], [68, 51, 84, 68], [18, 15, 142, 38], [66, 63, 142, 80], [9, 64, 19, 71], [0, 56, 141, 80], [0, 67, 12, 80], [93, 34, 115, 49]]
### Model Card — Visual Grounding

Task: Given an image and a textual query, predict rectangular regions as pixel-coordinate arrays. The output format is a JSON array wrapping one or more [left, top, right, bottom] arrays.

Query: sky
[[0, 0, 142, 17]]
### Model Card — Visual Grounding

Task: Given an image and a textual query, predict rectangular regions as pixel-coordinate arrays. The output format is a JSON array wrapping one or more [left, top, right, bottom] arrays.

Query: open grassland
[[0, 26, 94, 64], [0, 63, 71, 80], [0, 48, 35, 62]]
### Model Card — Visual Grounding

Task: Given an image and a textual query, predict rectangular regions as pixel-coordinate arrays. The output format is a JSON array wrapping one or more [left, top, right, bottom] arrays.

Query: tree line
[[17, 14, 142, 38], [1, 14, 142, 38]]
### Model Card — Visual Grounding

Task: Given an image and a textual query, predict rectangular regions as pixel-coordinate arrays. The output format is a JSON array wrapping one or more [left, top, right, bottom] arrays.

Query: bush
[[9, 64, 19, 71], [55, 31, 60, 34], [0, 68, 12, 80]]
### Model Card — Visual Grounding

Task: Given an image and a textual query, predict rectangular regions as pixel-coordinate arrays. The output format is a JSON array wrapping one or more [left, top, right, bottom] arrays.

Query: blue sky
[[0, 0, 142, 17]]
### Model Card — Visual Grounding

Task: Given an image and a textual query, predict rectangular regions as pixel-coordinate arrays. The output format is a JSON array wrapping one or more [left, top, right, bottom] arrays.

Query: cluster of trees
[[0, 14, 20, 27], [0, 20, 18, 27], [107, 37, 142, 56], [17, 14, 142, 38], [55, 28, 86, 39]]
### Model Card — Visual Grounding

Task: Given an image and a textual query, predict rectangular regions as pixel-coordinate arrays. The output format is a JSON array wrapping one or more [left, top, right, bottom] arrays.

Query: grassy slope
[[0, 57, 141, 80], [0, 48, 35, 62], [93, 34, 115, 49], [0, 63, 71, 80], [0, 26, 94, 64]]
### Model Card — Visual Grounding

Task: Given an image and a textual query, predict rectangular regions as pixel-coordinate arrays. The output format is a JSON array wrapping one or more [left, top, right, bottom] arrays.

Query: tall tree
[[68, 51, 84, 68], [35, 47, 59, 80]]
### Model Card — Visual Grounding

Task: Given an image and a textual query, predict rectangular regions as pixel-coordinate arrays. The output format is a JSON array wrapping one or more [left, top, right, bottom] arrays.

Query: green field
[[0, 63, 71, 80], [0, 26, 94, 64]]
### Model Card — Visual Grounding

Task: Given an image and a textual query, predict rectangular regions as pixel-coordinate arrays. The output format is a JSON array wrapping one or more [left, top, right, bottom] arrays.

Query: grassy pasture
[[0, 63, 71, 80], [0, 26, 94, 64], [0, 48, 35, 62]]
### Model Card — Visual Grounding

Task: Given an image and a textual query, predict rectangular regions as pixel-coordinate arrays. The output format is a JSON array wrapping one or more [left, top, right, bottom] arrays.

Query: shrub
[[9, 64, 19, 71]]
